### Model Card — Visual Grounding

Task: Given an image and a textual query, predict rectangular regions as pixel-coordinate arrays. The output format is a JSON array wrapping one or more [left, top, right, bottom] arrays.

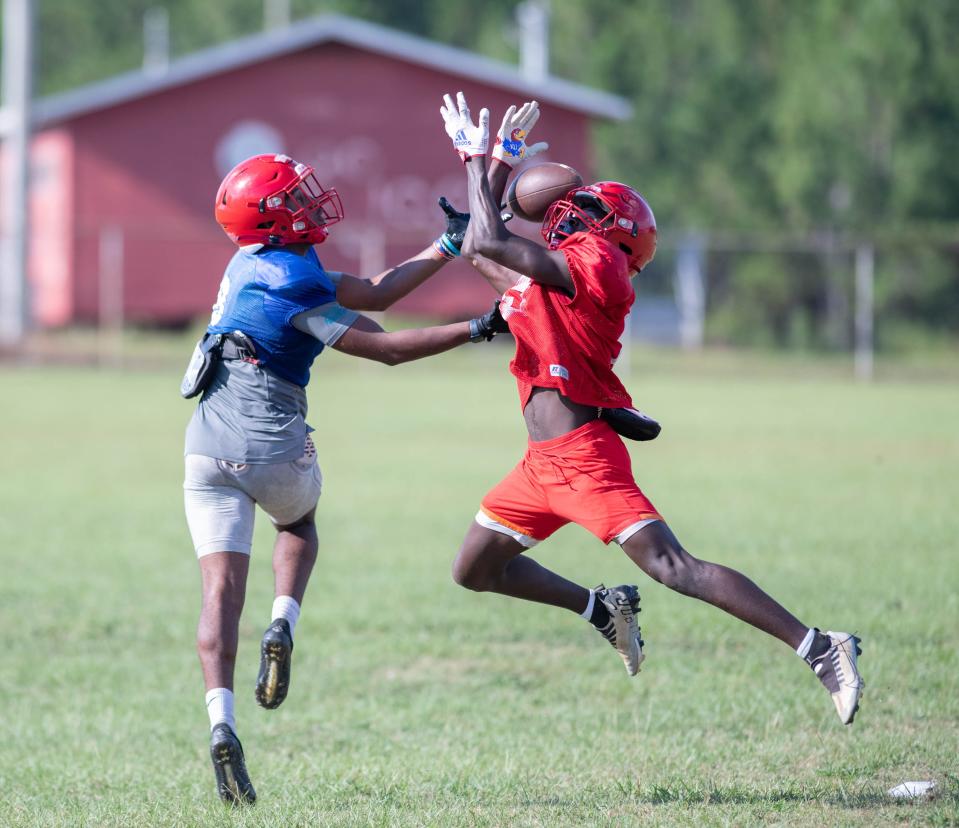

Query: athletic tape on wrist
[[432, 238, 456, 260], [438, 234, 460, 257]]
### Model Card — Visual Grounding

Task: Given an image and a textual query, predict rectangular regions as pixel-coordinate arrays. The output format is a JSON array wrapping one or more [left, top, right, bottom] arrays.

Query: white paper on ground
[[887, 781, 937, 799]]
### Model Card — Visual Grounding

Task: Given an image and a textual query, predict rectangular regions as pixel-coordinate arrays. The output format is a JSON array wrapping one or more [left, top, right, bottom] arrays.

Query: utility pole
[[263, 0, 291, 30], [675, 233, 706, 350], [854, 243, 875, 381], [0, 0, 34, 348], [517, 0, 550, 83], [143, 7, 170, 76]]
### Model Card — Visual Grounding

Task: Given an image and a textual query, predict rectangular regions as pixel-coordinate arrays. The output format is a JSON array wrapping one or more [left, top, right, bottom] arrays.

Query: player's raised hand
[[432, 196, 470, 259], [492, 100, 549, 167], [439, 197, 469, 245], [440, 91, 489, 162]]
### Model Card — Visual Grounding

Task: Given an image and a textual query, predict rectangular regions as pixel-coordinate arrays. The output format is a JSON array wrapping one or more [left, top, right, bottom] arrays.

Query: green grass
[[0, 343, 957, 826]]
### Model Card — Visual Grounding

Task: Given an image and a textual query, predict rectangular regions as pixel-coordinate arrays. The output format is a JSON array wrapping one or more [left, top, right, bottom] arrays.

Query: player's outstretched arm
[[460, 99, 548, 293], [334, 190, 474, 312], [484, 108, 534, 209], [440, 91, 571, 293], [463, 155, 572, 293], [329, 304, 506, 366], [334, 248, 447, 313], [488, 158, 512, 208]]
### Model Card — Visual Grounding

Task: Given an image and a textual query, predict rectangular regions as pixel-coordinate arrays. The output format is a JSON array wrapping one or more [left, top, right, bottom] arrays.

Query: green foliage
[[875, 245, 959, 345], [706, 253, 825, 349], [29, 0, 959, 349]]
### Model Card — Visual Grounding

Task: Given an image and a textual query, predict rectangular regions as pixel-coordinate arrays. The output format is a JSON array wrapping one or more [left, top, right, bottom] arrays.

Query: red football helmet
[[214, 154, 344, 247], [542, 181, 657, 272]]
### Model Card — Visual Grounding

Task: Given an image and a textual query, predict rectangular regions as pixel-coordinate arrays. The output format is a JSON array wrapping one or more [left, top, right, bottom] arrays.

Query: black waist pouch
[[180, 333, 225, 399]]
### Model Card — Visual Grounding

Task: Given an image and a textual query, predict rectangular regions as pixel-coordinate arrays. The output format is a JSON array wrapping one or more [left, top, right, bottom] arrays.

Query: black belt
[[220, 331, 259, 364]]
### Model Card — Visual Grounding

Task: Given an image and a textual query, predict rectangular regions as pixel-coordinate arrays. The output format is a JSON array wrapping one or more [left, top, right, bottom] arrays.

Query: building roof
[[32, 13, 633, 128]]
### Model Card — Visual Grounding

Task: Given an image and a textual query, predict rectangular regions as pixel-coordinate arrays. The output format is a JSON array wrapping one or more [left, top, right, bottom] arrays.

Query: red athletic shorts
[[478, 420, 662, 546]]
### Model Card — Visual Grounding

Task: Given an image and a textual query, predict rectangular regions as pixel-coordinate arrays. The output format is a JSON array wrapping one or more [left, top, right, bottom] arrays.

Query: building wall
[[0, 131, 76, 325], [57, 43, 594, 325], [29, 132, 76, 326]]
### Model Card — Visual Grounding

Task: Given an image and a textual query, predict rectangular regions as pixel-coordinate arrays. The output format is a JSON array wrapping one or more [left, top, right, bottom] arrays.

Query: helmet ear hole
[[256, 221, 274, 230], [619, 243, 633, 256]]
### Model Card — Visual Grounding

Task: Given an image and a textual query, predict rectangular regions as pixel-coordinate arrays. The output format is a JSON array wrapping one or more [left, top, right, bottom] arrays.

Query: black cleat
[[209, 723, 256, 805], [255, 618, 293, 709]]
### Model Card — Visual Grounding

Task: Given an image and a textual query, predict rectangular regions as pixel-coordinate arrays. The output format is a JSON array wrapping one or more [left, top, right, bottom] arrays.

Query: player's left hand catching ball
[[441, 91, 489, 161], [492, 101, 549, 167]]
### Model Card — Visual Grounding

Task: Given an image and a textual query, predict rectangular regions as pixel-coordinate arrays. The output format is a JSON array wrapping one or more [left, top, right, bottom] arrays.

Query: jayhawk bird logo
[[498, 127, 527, 159]]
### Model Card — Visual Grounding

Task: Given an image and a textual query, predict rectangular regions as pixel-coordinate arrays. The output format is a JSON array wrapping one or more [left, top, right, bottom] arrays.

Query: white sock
[[271, 595, 301, 637], [205, 687, 235, 732], [795, 627, 817, 660], [579, 589, 596, 621]]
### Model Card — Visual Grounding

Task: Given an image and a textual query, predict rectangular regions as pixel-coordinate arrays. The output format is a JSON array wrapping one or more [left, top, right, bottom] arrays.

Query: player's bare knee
[[196, 627, 236, 661], [451, 552, 497, 591], [648, 544, 699, 593], [275, 509, 316, 533], [451, 559, 481, 591]]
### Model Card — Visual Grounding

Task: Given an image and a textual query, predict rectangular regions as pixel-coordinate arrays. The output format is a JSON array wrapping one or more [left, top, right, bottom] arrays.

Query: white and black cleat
[[594, 584, 645, 676], [808, 630, 864, 724]]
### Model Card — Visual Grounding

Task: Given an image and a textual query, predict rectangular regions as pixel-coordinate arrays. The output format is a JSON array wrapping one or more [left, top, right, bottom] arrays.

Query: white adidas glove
[[440, 91, 489, 162], [491, 100, 549, 167]]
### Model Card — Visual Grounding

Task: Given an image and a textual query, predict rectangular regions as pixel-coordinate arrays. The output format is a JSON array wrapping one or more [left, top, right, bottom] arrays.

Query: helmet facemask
[[544, 191, 616, 248], [258, 165, 343, 245], [541, 183, 656, 273]]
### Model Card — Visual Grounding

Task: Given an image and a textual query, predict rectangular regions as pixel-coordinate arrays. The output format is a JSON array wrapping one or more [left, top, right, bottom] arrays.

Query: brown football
[[505, 162, 584, 223]]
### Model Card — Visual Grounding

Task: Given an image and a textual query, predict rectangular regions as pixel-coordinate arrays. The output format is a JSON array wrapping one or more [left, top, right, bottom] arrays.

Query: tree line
[[28, 0, 959, 349]]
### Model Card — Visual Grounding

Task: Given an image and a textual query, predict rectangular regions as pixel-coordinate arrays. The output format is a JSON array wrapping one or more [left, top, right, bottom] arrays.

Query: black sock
[[805, 630, 831, 665], [589, 597, 610, 628]]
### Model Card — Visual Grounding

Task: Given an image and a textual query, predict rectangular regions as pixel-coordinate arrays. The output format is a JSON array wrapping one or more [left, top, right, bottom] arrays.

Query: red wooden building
[[19, 13, 630, 326]]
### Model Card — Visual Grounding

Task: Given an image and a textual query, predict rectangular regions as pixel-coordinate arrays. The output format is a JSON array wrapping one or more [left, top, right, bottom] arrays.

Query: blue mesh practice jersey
[[207, 246, 353, 387], [184, 245, 358, 463]]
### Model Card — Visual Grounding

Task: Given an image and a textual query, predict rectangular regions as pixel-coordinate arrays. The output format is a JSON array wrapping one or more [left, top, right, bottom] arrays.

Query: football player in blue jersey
[[183, 153, 506, 805]]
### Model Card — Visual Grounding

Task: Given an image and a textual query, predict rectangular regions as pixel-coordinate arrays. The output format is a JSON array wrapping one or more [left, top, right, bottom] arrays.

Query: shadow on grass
[[321, 776, 956, 815], [621, 780, 954, 809]]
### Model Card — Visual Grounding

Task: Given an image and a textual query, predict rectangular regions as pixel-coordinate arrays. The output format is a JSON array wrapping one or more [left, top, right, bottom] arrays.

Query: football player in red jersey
[[440, 92, 864, 725]]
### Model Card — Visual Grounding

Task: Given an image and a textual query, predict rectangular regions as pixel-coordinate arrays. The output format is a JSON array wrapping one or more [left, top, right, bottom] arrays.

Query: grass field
[[0, 342, 957, 826]]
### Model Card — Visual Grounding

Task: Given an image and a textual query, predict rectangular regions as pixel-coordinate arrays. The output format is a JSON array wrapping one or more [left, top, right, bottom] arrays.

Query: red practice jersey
[[499, 232, 634, 410]]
